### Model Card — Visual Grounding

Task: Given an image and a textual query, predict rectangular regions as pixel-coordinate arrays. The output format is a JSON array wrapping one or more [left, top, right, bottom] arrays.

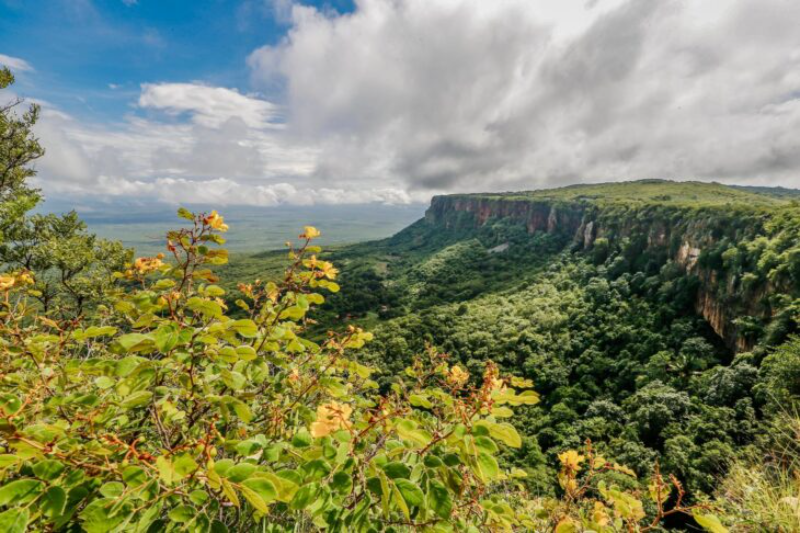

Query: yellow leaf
[[240, 485, 269, 514], [558, 450, 585, 472], [221, 479, 240, 508], [555, 517, 579, 533], [693, 510, 729, 533], [300, 226, 321, 239], [392, 481, 410, 520]]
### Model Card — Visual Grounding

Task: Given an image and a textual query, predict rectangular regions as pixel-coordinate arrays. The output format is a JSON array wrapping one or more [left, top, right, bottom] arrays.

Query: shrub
[[0, 210, 725, 532]]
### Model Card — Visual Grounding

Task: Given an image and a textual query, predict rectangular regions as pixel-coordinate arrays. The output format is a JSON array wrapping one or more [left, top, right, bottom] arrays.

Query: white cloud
[[29, 78, 424, 206], [248, 0, 800, 192], [138, 83, 280, 128], [0, 53, 34, 72], [23, 0, 800, 208], [31, 97, 326, 204]]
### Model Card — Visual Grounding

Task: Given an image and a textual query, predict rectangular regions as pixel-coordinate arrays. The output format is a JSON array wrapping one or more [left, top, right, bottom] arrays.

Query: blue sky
[[0, 0, 798, 208], [0, 0, 353, 122]]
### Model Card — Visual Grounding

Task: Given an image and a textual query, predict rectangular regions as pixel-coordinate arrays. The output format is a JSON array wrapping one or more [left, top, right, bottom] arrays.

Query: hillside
[[233, 180, 800, 501], [425, 180, 799, 351]]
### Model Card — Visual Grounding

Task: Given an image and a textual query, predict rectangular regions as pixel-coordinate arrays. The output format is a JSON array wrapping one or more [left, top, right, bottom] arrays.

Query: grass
[[716, 414, 800, 531], [453, 180, 798, 209]]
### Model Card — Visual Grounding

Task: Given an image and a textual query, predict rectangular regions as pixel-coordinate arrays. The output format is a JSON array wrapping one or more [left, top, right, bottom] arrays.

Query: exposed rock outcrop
[[426, 194, 781, 352]]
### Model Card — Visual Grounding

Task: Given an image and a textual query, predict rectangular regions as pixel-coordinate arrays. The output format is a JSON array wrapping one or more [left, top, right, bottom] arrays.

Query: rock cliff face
[[426, 194, 777, 352]]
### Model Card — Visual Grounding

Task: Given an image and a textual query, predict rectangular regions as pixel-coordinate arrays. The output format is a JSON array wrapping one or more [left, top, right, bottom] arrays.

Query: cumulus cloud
[[16, 0, 800, 208], [249, 0, 800, 192], [27, 83, 323, 205], [138, 83, 280, 128], [25, 77, 422, 206], [0, 53, 34, 72]]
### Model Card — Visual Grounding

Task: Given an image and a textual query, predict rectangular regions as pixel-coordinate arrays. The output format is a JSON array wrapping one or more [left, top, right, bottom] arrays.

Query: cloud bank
[[251, 0, 800, 194], [8, 0, 800, 206]]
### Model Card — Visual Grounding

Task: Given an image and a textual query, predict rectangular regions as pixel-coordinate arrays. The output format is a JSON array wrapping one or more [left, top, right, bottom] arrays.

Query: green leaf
[[330, 471, 352, 494], [168, 505, 194, 523], [221, 479, 239, 508], [236, 345, 257, 361], [231, 401, 253, 423], [83, 326, 118, 338], [80, 498, 131, 533], [226, 463, 257, 482], [210, 520, 229, 533], [187, 297, 223, 318], [235, 440, 262, 456], [241, 478, 277, 503], [382, 462, 411, 480], [409, 394, 432, 409], [0, 455, 18, 469], [0, 394, 21, 415], [394, 479, 424, 508], [205, 285, 226, 297], [122, 466, 147, 487], [99, 482, 124, 498], [156, 456, 175, 486], [302, 459, 331, 481], [121, 391, 153, 409], [220, 369, 246, 391], [490, 407, 513, 418], [391, 482, 410, 519], [177, 207, 194, 220], [42, 486, 66, 519], [473, 451, 499, 482], [290, 483, 319, 510], [267, 472, 298, 503], [395, 419, 433, 448], [154, 324, 182, 352], [189, 490, 209, 505], [427, 480, 453, 519], [94, 376, 115, 389], [474, 436, 499, 454], [0, 508, 29, 533], [173, 454, 199, 478], [117, 333, 154, 352], [230, 319, 258, 338], [32, 459, 65, 480], [291, 430, 312, 448], [693, 510, 729, 533], [0, 479, 43, 505], [423, 455, 443, 468], [488, 422, 522, 448]]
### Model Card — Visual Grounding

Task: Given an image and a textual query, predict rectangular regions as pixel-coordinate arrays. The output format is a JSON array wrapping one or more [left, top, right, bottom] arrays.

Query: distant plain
[[35, 199, 428, 256]]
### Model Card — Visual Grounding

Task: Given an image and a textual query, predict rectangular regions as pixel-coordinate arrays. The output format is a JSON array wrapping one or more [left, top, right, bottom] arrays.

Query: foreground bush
[[0, 210, 725, 532]]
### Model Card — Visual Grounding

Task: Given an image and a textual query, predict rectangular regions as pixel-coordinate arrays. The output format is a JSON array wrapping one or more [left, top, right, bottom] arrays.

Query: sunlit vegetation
[[3, 62, 798, 531]]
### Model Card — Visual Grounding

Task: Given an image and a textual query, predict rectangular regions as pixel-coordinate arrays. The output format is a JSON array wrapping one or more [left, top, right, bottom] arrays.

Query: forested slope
[[306, 181, 800, 500]]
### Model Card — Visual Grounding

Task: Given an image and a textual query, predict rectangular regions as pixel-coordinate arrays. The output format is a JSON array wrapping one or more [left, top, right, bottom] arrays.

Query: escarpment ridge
[[424, 181, 800, 352]]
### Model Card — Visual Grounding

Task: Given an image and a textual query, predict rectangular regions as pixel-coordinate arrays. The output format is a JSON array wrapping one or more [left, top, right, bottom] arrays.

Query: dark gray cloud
[[249, 0, 800, 194]]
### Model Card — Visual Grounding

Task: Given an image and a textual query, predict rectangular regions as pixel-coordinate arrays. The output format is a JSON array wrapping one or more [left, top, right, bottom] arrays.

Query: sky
[[1, 0, 799, 208]]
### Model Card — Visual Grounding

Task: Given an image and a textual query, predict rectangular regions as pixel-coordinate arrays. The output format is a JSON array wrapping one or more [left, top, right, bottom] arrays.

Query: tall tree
[[0, 65, 129, 317]]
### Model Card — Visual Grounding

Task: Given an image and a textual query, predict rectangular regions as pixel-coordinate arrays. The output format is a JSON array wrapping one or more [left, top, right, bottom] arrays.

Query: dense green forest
[[218, 180, 800, 528], [2, 63, 800, 531]]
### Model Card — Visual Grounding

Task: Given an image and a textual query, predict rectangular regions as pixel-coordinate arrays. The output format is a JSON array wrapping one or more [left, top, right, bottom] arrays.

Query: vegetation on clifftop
[[453, 179, 796, 209]]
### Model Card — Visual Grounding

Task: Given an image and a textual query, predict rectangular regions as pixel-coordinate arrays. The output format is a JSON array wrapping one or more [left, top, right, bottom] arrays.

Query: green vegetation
[[255, 180, 797, 529], [2, 62, 799, 531], [0, 67, 130, 317], [463, 179, 795, 208]]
